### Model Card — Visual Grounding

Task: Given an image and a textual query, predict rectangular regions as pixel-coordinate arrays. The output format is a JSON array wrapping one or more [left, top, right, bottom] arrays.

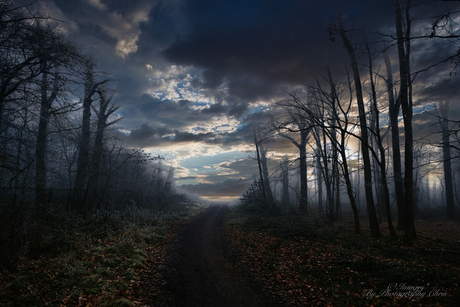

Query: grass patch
[[0, 203, 204, 306]]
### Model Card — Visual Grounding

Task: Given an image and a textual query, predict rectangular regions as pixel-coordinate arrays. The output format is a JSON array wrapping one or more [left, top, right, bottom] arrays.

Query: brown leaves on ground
[[225, 213, 460, 306], [0, 234, 149, 306], [0, 207, 201, 307], [124, 225, 181, 307]]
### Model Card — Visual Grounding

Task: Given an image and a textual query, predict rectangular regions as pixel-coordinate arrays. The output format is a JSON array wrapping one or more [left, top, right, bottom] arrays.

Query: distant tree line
[[0, 1, 189, 215], [241, 0, 460, 244]]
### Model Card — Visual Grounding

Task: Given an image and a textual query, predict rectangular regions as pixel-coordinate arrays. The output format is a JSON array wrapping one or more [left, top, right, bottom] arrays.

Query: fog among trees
[[0, 1, 195, 215]]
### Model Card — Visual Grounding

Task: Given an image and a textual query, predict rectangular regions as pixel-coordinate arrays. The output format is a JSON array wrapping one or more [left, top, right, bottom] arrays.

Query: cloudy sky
[[37, 0, 460, 200]]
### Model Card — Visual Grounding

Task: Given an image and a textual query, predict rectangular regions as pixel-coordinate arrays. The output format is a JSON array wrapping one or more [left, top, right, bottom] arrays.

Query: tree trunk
[[73, 61, 96, 214], [338, 11, 381, 238], [278, 114, 310, 213], [340, 146, 361, 234], [384, 50, 405, 230], [35, 67, 50, 207], [366, 40, 397, 238], [89, 91, 109, 209], [254, 129, 268, 209], [35, 62, 59, 209], [281, 157, 290, 208], [260, 143, 275, 207], [316, 152, 323, 213], [438, 102, 456, 219], [299, 131, 308, 213], [395, 0, 416, 244], [325, 67, 360, 232]]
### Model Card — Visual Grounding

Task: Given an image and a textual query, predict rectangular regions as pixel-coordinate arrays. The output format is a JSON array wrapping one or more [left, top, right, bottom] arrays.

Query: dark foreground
[[163, 205, 280, 307], [129, 207, 460, 306]]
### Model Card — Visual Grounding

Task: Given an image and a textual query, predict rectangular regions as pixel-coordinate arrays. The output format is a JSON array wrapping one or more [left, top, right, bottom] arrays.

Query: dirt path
[[163, 205, 280, 307]]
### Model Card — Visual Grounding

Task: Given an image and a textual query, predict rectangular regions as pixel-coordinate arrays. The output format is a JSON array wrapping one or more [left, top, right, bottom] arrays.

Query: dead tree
[[253, 128, 269, 210], [35, 62, 59, 207], [73, 58, 110, 214], [383, 49, 405, 230], [275, 109, 312, 214], [87, 86, 121, 210], [365, 39, 397, 238], [338, 11, 381, 238], [395, 0, 416, 244], [33, 25, 81, 208], [280, 156, 290, 208], [437, 101, 456, 220]]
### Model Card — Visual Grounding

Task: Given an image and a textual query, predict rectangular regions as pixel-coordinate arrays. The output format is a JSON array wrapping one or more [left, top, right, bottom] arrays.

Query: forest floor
[[0, 205, 203, 307], [225, 208, 460, 306], [4, 205, 457, 306], [130, 205, 460, 307]]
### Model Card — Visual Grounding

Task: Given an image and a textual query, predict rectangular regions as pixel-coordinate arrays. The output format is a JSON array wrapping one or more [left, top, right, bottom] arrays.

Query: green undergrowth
[[0, 203, 204, 306], [227, 206, 460, 306]]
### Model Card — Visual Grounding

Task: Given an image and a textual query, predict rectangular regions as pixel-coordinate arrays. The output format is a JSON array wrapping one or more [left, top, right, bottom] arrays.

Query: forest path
[[163, 205, 279, 307]]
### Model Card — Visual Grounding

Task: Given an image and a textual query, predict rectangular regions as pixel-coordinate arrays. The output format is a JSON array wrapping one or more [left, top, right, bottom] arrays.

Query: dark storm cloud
[[227, 76, 275, 102], [173, 130, 218, 143], [120, 123, 167, 147], [202, 70, 225, 89], [120, 98, 194, 130], [161, 0, 397, 97], [201, 102, 227, 115], [122, 124, 222, 147], [228, 101, 250, 118], [128, 123, 171, 140]]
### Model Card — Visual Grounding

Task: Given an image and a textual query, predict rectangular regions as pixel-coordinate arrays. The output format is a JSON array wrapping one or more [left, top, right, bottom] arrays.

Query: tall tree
[[253, 128, 269, 210], [88, 86, 121, 210], [35, 61, 59, 207], [338, 11, 381, 238], [394, 0, 416, 244], [437, 101, 456, 220], [73, 58, 109, 213], [259, 140, 275, 207], [327, 69, 360, 233], [365, 40, 397, 238], [280, 156, 290, 208], [383, 49, 405, 230], [276, 110, 311, 214], [33, 25, 81, 208], [308, 69, 361, 232]]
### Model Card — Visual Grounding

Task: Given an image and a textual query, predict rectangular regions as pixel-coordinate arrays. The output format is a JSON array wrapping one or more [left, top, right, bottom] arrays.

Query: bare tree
[[338, 11, 381, 238], [365, 39, 397, 238], [280, 156, 290, 208], [383, 49, 405, 230], [311, 69, 361, 232], [73, 58, 110, 213], [253, 128, 275, 209], [87, 86, 121, 210], [436, 101, 456, 219], [259, 142, 275, 207], [275, 107, 312, 214], [394, 0, 416, 244], [32, 24, 81, 208]]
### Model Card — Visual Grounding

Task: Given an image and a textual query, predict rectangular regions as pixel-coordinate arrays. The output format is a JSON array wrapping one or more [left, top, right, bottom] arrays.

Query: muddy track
[[163, 205, 281, 307]]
